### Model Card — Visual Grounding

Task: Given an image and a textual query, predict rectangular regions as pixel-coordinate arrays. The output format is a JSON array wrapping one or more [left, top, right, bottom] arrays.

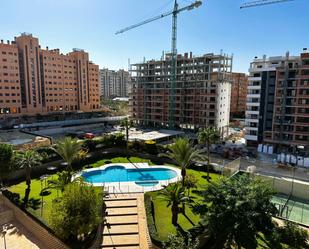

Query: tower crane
[[115, 0, 202, 128], [240, 0, 294, 9]]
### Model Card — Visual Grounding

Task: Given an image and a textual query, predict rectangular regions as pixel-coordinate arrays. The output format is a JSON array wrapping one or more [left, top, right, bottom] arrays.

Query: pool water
[[82, 166, 177, 184]]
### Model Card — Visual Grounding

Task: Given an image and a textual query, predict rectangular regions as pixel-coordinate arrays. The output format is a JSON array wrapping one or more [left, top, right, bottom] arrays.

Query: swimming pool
[[82, 165, 178, 184]]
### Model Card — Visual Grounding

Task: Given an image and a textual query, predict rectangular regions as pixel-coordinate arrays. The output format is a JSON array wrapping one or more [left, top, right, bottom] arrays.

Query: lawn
[[8, 156, 154, 225], [145, 170, 221, 241], [87, 156, 156, 168]]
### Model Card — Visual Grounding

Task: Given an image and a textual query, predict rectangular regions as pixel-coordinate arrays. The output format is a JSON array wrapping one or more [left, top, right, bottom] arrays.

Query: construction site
[[130, 52, 233, 137]]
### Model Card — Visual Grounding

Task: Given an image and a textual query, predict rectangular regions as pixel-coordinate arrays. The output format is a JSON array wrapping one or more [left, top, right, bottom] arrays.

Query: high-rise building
[[245, 51, 309, 152], [130, 52, 233, 137], [0, 33, 100, 120], [100, 68, 130, 98], [230, 73, 248, 117]]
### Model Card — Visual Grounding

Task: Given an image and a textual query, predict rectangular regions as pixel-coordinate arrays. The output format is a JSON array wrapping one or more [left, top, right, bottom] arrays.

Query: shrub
[[82, 139, 97, 152], [144, 193, 162, 247], [49, 182, 103, 242], [145, 140, 158, 155]]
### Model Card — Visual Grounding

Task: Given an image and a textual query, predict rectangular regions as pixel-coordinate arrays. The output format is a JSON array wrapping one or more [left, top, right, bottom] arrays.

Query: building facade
[[100, 68, 130, 98], [130, 52, 233, 137], [230, 72, 248, 117], [0, 33, 100, 120], [245, 51, 309, 152]]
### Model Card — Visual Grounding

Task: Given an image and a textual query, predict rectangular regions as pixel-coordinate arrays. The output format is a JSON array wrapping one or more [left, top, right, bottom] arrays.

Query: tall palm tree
[[120, 117, 133, 144], [161, 137, 205, 187], [16, 150, 42, 208], [198, 127, 220, 181], [159, 183, 188, 226], [52, 137, 82, 180], [16, 150, 42, 188]]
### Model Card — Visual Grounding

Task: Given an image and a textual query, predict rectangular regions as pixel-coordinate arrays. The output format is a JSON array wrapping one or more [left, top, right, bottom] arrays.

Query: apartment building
[[130, 52, 233, 137], [230, 72, 248, 117], [100, 68, 130, 98], [0, 33, 100, 120], [245, 51, 309, 152]]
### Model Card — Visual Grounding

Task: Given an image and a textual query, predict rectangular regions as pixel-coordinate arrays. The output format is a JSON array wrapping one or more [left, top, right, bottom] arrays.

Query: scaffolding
[[130, 52, 233, 133]]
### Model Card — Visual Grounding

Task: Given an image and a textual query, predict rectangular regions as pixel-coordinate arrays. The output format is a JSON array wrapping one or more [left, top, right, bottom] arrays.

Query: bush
[[35, 147, 61, 163], [82, 139, 97, 152], [49, 182, 103, 243], [144, 193, 162, 247], [145, 140, 158, 155]]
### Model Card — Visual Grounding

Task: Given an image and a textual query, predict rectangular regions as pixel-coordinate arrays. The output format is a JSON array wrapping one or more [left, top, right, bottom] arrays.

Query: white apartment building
[[245, 53, 299, 146], [100, 68, 131, 98]]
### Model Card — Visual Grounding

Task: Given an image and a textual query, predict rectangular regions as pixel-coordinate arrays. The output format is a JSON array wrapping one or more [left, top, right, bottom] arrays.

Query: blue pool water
[[82, 166, 177, 184]]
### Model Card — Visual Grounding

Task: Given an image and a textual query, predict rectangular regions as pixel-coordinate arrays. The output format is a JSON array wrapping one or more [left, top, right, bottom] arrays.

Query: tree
[[198, 127, 220, 181], [277, 221, 309, 249], [120, 117, 133, 144], [46, 171, 72, 193], [52, 137, 82, 180], [159, 183, 189, 226], [0, 144, 14, 184], [161, 137, 205, 187], [163, 233, 199, 249], [15, 150, 42, 208], [16, 150, 42, 188], [184, 173, 198, 197], [199, 175, 276, 249], [49, 182, 103, 242]]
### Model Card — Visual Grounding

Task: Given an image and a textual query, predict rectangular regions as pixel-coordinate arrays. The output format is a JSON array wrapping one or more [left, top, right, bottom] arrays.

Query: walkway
[[0, 200, 44, 249], [102, 194, 151, 249]]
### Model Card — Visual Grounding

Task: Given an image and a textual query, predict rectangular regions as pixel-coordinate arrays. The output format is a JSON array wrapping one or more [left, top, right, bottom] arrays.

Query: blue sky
[[0, 0, 308, 73]]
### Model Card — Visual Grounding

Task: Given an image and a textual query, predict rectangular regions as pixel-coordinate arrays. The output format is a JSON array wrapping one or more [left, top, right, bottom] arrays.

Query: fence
[[222, 157, 241, 177]]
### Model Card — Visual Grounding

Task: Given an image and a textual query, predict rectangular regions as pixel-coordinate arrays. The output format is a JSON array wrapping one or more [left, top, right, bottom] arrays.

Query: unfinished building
[[130, 52, 233, 137]]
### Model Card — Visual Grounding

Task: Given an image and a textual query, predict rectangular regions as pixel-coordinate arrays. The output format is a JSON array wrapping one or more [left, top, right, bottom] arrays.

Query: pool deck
[[75, 163, 182, 193]]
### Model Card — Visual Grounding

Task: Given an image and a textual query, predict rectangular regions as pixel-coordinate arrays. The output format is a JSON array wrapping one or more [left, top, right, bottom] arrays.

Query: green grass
[[8, 175, 58, 224], [8, 156, 154, 225], [86, 156, 156, 168], [146, 170, 221, 241]]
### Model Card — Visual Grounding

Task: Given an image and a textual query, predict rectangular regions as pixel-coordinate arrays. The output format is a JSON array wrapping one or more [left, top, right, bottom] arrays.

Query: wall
[[0, 194, 69, 249], [258, 174, 309, 200]]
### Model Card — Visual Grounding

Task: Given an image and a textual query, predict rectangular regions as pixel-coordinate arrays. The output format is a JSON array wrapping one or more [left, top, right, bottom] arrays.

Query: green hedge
[[144, 193, 163, 247]]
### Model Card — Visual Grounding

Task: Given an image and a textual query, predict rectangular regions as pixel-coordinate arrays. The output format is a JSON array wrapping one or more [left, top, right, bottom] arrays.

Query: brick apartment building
[[245, 51, 309, 153], [130, 52, 233, 137], [230, 72, 248, 117], [0, 33, 100, 120]]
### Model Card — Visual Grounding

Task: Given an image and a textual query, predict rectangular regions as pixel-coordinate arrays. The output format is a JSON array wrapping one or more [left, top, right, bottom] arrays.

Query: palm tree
[[46, 171, 83, 196], [161, 137, 205, 187], [52, 137, 82, 180], [16, 150, 42, 188], [197, 127, 220, 181], [120, 117, 133, 144], [46, 171, 71, 193], [16, 150, 42, 208], [159, 183, 188, 226]]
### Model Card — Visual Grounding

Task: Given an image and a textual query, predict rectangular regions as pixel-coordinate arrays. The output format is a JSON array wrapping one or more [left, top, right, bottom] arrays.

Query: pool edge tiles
[[75, 163, 182, 193]]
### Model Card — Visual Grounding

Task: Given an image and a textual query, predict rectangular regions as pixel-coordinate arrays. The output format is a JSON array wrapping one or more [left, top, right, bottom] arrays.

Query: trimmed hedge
[[144, 193, 163, 248]]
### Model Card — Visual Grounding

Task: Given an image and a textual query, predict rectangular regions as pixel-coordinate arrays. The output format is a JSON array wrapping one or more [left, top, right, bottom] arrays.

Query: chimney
[[1, 40, 3, 44], [46, 46, 48, 50], [190, 52, 192, 58], [7, 40, 10, 45]]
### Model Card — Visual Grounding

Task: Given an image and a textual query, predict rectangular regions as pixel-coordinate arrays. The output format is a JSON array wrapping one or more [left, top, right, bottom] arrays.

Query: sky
[[0, 0, 308, 73]]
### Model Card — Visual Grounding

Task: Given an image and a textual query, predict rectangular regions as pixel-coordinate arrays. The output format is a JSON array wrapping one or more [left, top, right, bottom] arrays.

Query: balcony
[[248, 76, 262, 81], [248, 85, 261, 90], [245, 134, 258, 141], [247, 94, 260, 98], [246, 110, 259, 115]]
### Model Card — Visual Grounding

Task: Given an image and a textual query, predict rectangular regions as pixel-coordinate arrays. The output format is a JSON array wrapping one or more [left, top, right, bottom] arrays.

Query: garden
[[1, 126, 309, 249]]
